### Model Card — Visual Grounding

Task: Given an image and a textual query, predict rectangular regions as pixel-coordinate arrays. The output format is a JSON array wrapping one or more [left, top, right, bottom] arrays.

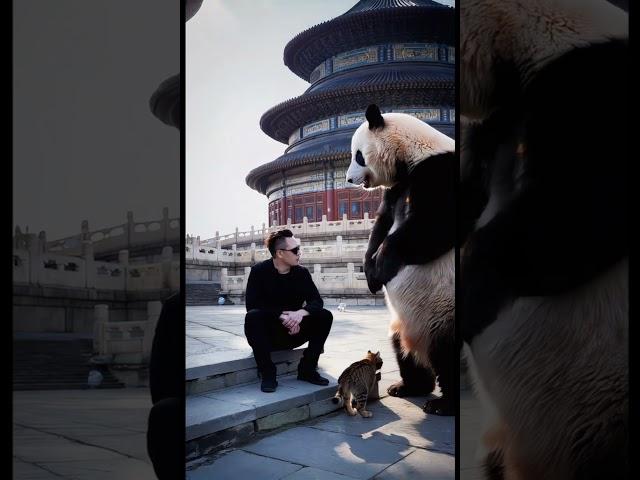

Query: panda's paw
[[375, 248, 401, 285], [365, 259, 383, 293], [387, 380, 414, 397], [423, 397, 454, 416]]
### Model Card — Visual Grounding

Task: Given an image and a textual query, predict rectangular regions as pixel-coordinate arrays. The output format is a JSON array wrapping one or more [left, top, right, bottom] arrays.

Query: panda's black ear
[[366, 104, 385, 130]]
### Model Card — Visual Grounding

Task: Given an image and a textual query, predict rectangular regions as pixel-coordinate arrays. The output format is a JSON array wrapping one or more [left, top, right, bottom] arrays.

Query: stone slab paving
[[187, 305, 455, 479], [13, 389, 156, 479], [243, 426, 416, 479]]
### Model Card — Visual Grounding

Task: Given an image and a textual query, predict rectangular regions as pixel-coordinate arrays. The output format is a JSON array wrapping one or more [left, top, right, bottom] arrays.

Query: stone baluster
[[250, 242, 256, 263], [342, 213, 348, 232], [28, 233, 42, 286], [321, 215, 328, 234], [161, 246, 173, 290], [221, 268, 228, 291], [313, 264, 321, 284], [83, 240, 96, 289], [243, 266, 251, 291], [93, 304, 109, 354], [118, 250, 129, 291], [142, 300, 163, 362], [347, 262, 355, 289], [336, 235, 343, 259]]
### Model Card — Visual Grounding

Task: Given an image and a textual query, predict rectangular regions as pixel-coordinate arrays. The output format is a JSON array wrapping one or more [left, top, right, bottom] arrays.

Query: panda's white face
[[346, 111, 455, 189], [346, 123, 383, 189]]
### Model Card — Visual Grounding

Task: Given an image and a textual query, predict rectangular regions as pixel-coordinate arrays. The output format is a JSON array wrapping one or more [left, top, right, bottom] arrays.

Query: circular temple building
[[246, 0, 455, 227]]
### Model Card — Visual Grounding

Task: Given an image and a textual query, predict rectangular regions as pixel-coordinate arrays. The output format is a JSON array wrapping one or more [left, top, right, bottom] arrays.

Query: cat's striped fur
[[332, 351, 383, 417]]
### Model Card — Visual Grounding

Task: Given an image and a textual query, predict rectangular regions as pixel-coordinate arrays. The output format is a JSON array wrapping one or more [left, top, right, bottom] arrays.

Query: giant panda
[[346, 104, 456, 415], [459, 1, 628, 478]]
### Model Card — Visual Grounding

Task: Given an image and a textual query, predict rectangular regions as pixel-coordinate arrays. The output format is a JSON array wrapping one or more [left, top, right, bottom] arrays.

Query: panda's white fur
[[461, 1, 628, 478], [460, 0, 627, 122], [346, 113, 454, 189]]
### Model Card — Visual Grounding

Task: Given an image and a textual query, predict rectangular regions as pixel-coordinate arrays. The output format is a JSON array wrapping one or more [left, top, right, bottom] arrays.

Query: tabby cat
[[332, 350, 383, 417]]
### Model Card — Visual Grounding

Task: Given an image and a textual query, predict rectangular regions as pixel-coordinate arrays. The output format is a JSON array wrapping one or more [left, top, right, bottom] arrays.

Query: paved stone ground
[[13, 388, 156, 479], [187, 305, 456, 479]]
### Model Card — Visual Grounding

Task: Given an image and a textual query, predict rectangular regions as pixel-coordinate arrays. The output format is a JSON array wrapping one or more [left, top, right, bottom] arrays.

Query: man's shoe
[[297, 369, 329, 386], [261, 377, 278, 393]]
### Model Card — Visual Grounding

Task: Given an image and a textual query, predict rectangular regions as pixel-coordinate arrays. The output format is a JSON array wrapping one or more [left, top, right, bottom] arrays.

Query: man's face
[[277, 236, 301, 266]]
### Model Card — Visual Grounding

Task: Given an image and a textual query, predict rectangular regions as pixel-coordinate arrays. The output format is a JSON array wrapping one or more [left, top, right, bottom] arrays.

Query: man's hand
[[281, 309, 307, 333]]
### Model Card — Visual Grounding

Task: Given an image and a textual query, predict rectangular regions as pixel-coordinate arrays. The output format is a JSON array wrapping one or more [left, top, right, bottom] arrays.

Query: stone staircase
[[186, 348, 342, 460], [13, 335, 125, 390], [186, 282, 222, 306]]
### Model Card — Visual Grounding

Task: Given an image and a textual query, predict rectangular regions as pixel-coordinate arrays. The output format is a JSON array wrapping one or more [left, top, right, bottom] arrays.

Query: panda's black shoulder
[[408, 151, 455, 186]]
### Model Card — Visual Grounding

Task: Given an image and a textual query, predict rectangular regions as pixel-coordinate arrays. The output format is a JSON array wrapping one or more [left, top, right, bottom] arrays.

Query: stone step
[[186, 372, 343, 460], [186, 349, 305, 396], [186, 283, 222, 306]]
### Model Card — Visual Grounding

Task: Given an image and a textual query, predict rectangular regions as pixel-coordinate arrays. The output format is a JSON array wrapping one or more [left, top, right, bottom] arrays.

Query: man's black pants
[[244, 308, 333, 378]]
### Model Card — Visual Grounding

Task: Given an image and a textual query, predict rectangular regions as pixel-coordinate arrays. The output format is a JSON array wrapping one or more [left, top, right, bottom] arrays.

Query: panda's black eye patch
[[355, 150, 366, 167]]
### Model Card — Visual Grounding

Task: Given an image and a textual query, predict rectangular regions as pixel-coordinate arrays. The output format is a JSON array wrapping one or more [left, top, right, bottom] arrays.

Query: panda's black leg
[[387, 333, 436, 397], [423, 330, 455, 416]]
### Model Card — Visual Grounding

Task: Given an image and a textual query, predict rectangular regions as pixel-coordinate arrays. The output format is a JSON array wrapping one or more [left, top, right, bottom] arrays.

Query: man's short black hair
[[266, 229, 294, 257]]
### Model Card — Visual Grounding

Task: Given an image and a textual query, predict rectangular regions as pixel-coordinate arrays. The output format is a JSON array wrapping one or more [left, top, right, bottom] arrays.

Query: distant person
[[244, 229, 333, 392]]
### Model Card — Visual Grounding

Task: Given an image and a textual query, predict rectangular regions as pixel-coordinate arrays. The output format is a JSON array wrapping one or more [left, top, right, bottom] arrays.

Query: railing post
[[28, 234, 42, 286], [118, 250, 129, 291], [347, 262, 355, 289], [336, 235, 343, 259], [142, 300, 163, 362], [221, 268, 228, 291], [243, 266, 251, 290], [93, 304, 109, 354], [161, 246, 173, 289], [83, 241, 96, 289]]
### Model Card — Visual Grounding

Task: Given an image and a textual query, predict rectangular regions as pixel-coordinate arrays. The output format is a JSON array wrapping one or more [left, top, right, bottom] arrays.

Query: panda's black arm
[[375, 153, 455, 283], [364, 184, 405, 293]]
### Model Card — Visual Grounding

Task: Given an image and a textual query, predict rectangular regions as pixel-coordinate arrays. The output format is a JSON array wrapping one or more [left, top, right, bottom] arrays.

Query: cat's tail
[[332, 388, 344, 407]]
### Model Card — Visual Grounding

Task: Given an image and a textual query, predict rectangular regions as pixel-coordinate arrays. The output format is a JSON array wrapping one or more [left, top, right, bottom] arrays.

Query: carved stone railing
[[220, 262, 369, 296], [93, 301, 162, 364], [192, 213, 375, 250], [13, 245, 178, 292], [186, 236, 367, 267], [31, 208, 180, 257]]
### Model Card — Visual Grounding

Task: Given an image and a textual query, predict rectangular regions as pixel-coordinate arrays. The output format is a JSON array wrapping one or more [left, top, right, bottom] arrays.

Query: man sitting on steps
[[244, 229, 333, 392]]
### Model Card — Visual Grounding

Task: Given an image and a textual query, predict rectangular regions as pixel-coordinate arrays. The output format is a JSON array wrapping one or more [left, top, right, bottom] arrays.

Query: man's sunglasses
[[281, 246, 300, 255]]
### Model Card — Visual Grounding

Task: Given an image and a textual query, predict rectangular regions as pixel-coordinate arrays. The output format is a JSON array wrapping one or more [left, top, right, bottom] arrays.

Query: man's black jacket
[[245, 259, 323, 316]]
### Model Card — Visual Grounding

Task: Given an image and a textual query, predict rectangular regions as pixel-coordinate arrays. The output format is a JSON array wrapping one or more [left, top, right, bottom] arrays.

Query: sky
[[13, 1, 180, 240], [187, 0, 454, 240]]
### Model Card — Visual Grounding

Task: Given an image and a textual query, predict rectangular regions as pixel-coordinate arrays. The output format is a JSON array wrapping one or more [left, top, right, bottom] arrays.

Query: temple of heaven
[[246, 0, 455, 227]]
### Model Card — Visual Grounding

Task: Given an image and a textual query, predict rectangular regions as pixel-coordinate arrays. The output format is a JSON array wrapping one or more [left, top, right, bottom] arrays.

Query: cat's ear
[[368, 350, 371, 354], [376, 351, 380, 356]]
